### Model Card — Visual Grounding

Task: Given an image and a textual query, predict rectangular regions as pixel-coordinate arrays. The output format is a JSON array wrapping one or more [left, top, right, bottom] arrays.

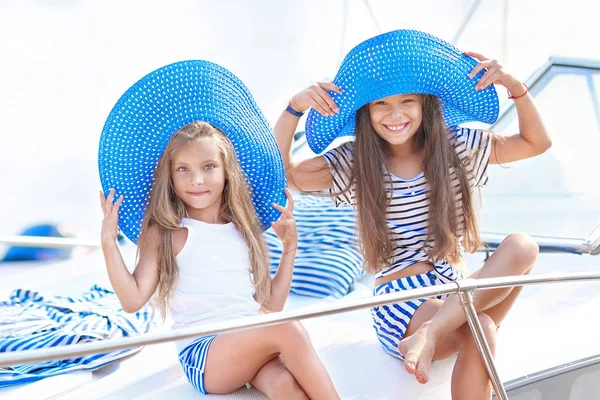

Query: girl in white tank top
[[98, 60, 339, 399]]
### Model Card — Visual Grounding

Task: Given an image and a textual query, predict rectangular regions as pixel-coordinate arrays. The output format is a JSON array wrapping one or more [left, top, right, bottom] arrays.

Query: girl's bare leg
[[450, 313, 497, 399], [250, 356, 309, 400], [398, 233, 538, 389], [203, 321, 339, 399]]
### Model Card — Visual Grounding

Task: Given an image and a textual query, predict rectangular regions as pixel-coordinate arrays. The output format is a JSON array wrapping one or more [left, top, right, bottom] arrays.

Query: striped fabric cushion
[[265, 192, 364, 298], [0, 285, 156, 387]]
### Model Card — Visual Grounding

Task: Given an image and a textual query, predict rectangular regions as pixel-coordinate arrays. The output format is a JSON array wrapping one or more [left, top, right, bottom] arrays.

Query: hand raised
[[271, 188, 297, 248], [99, 188, 123, 244], [464, 51, 523, 95], [289, 82, 342, 117]]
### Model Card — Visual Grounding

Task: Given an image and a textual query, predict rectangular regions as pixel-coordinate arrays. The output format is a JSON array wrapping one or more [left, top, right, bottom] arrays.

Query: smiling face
[[368, 93, 423, 149], [171, 138, 226, 223]]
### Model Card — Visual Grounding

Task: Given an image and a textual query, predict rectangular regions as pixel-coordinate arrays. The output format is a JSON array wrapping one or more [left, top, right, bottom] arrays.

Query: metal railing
[[1, 228, 599, 398], [2, 225, 599, 254], [2, 271, 600, 399], [0, 235, 99, 249], [482, 226, 600, 256], [0, 227, 600, 255]]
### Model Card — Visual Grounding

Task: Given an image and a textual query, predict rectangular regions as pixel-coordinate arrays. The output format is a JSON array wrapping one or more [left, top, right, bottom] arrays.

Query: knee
[[478, 313, 498, 346], [503, 233, 539, 269], [458, 313, 497, 352], [273, 321, 310, 345]]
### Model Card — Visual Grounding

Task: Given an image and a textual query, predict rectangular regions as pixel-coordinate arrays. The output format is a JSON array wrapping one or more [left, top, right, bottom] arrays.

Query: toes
[[404, 357, 417, 374], [415, 370, 427, 384], [415, 358, 432, 384]]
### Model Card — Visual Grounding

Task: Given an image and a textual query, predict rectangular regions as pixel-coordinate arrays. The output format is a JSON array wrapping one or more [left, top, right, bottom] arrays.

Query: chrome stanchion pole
[[458, 288, 509, 400]]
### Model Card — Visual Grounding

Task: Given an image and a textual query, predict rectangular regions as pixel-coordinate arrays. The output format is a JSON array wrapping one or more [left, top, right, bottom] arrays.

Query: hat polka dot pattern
[[306, 30, 500, 154], [99, 60, 286, 244]]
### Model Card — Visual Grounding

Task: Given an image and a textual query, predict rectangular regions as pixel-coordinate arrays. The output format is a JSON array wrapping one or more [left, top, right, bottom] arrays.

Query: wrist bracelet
[[507, 83, 528, 100], [285, 104, 304, 117], [282, 245, 298, 255]]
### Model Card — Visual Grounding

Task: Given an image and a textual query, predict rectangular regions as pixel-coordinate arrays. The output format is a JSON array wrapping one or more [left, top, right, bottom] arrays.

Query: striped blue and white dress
[[0, 285, 156, 387], [323, 126, 492, 358]]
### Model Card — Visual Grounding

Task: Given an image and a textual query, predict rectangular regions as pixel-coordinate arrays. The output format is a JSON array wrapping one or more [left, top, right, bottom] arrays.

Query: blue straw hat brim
[[98, 60, 286, 244], [305, 30, 500, 154]]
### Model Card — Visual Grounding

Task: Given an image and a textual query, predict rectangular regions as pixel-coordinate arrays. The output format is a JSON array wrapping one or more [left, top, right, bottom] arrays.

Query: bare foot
[[398, 323, 437, 384]]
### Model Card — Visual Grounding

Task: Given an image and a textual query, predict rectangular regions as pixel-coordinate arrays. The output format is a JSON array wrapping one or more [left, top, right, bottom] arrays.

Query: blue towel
[[266, 192, 365, 298], [0, 285, 155, 387]]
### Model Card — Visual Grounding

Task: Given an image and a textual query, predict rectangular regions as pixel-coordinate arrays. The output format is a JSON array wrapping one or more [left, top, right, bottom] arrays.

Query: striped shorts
[[370, 264, 464, 359], [178, 334, 218, 394]]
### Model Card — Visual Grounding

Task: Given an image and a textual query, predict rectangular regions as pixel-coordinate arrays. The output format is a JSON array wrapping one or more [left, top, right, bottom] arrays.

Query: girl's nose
[[390, 104, 404, 118], [191, 172, 204, 184]]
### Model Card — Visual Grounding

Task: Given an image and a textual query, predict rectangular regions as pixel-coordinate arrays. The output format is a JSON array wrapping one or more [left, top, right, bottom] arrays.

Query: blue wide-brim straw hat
[[305, 29, 500, 154], [98, 60, 286, 244]]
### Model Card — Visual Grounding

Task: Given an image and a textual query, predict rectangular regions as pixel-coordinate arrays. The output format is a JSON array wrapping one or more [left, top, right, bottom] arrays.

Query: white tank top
[[169, 218, 261, 350]]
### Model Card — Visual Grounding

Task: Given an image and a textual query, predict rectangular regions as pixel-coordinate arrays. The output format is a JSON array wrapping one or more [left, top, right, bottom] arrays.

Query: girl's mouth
[[188, 191, 209, 196], [383, 122, 409, 133]]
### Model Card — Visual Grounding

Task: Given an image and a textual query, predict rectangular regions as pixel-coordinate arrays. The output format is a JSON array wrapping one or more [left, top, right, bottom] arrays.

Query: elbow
[[268, 305, 283, 313], [529, 133, 552, 157], [121, 301, 143, 314], [284, 166, 299, 191], [122, 306, 141, 314], [538, 137, 552, 155]]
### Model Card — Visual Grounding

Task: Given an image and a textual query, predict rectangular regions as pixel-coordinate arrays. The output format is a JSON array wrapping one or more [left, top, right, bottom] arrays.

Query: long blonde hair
[[137, 121, 271, 317], [333, 95, 486, 274]]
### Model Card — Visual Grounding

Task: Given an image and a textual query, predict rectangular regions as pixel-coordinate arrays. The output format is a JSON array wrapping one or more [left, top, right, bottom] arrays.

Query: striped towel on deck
[[266, 192, 365, 298], [0, 285, 155, 387]]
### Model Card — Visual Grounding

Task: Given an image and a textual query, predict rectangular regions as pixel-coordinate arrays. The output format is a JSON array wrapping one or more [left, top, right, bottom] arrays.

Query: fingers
[[476, 69, 500, 90], [270, 219, 297, 243], [308, 92, 332, 116], [272, 203, 293, 219], [113, 194, 124, 214], [314, 85, 340, 114], [305, 82, 341, 117], [309, 89, 337, 116], [272, 189, 295, 219], [105, 188, 115, 215], [468, 59, 498, 82], [100, 188, 123, 217], [463, 51, 487, 61], [317, 81, 343, 94], [467, 62, 487, 79], [271, 219, 296, 229], [464, 50, 490, 77], [283, 188, 294, 214], [99, 190, 107, 214]]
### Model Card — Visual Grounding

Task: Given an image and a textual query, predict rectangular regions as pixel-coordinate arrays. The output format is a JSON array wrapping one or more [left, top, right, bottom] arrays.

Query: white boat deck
[[1, 246, 599, 399]]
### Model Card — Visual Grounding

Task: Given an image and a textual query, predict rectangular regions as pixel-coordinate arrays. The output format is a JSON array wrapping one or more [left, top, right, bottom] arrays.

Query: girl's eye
[[374, 101, 387, 106], [176, 166, 188, 172], [403, 99, 415, 103], [204, 164, 215, 170]]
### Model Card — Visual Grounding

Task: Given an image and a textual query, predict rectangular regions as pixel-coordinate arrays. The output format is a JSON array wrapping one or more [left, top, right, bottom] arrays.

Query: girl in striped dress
[[274, 30, 550, 399]]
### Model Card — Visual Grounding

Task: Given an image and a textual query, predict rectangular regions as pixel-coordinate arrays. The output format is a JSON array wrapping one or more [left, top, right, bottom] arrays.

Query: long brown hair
[[137, 121, 271, 317], [335, 95, 484, 274]]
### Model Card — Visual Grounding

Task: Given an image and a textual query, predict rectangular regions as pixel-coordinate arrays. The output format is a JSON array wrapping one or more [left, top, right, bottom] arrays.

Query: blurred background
[[1, 0, 599, 248]]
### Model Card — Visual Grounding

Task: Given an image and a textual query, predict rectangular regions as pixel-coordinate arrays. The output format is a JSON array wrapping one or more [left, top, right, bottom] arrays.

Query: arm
[[100, 189, 159, 313], [465, 52, 552, 165], [269, 244, 297, 313], [267, 189, 298, 312], [273, 83, 342, 191]]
